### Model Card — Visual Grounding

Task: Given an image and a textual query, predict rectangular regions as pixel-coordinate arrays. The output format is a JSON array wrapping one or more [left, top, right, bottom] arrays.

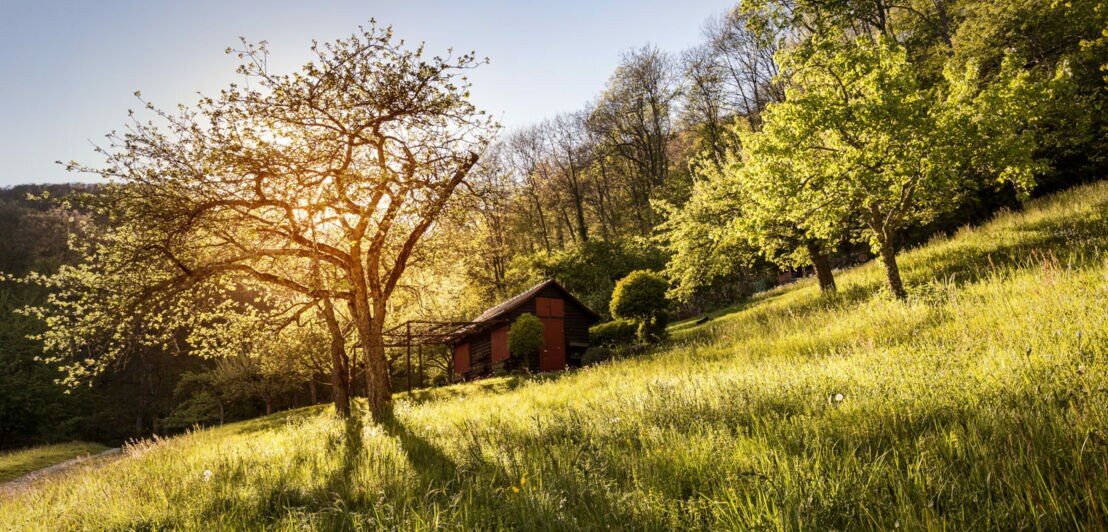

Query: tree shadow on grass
[[380, 413, 458, 487], [399, 375, 529, 406]]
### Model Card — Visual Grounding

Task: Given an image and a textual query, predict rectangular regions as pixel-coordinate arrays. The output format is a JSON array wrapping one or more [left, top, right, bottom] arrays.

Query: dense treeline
[[1, 0, 1104, 444], [0, 187, 329, 448], [447, 0, 1105, 313]]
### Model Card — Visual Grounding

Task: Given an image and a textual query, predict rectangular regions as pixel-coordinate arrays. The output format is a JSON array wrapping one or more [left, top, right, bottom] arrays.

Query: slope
[[2, 182, 1107, 530]]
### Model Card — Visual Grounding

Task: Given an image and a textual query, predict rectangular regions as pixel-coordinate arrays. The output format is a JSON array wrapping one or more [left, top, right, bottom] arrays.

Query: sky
[[0, 0, 736, 186]]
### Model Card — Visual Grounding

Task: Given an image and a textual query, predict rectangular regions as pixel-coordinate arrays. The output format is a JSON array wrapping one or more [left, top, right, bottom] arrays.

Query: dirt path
[[0, 448, 122, 496]]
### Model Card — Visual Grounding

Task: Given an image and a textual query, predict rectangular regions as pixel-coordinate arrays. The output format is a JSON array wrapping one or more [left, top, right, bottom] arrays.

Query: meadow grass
[[0, 441, 110, 483], [2, 182, 1108, 530]]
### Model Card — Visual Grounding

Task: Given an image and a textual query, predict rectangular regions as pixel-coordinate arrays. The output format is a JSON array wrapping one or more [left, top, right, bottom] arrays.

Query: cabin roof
[[471, 278, 601, 324]]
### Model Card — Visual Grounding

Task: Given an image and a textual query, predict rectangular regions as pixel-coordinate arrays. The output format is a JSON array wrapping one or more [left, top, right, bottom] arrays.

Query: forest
[[0, 0, 1104, 449]]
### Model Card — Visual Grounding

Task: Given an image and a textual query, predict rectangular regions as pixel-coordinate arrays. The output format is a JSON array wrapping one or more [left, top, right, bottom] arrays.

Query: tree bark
[[877, 240, 907, 299], [349, 287, 392, 418], [321, 297, 351, 418], [362, 310, 392, 417], [805, 241, 837, 293]]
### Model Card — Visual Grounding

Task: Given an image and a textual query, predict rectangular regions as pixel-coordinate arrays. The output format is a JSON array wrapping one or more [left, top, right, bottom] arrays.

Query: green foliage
[[508, 313, 544, 358], [610, 270, 668, 321], [738, 34, 1051, 297], [510, 240, 665, 319], [588, 318, 637, 347], [610, 270, 669, 342], [952, 0, 1108, 186], [655, 172, 758, 304], [3, 183, 1108, 528]]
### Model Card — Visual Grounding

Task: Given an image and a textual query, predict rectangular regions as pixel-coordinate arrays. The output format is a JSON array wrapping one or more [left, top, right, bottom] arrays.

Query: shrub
[[589, 318, 638, 347], [610, 270, 670, 342], [581, 346, 613, 365], [509, 313, 544, 358]]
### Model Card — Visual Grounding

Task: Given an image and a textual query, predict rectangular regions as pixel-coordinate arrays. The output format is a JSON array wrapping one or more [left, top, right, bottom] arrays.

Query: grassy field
[[2, 182, 1108, 529], [0, 442, 110, 484]]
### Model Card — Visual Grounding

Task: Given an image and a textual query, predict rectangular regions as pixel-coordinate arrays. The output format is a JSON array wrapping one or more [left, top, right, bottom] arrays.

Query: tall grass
[[3, 182, 1108, 530]]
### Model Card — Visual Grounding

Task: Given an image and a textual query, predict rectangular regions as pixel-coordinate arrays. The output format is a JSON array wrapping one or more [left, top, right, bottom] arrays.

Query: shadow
[[399, 375, 529, 406], [380, 413, 458, 486], [326, 404, 366, 496], [215, 404, 332, 437]]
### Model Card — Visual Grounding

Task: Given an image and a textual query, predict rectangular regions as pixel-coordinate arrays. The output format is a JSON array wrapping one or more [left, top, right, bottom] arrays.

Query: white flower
[[833, 393, 844, 403], [203, 469, 213, 482]]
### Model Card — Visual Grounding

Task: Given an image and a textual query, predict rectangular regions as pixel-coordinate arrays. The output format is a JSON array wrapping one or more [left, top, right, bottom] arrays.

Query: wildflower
[[203, 469, 213, 482], [834, 393, 844, 402]]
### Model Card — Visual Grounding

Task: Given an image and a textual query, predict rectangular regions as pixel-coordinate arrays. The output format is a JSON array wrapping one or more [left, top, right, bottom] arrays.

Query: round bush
[[610, 270, 669, 342], [508, 313, 544, 357], [610, 270, 668, 321]]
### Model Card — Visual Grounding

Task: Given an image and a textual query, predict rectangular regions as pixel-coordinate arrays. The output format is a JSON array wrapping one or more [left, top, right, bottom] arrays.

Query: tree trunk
[[867, 206, 907, 299], [218, 402, 225, 425], [351, 295, 392, 419], [933, 0, 954, 51], [322, 298, 351, 418], [308, 379, 318, 405], [264, 395, 273, 416], [574, 200, 589, 243], [805, 241, 837, 293], [877, 240, 907, 299]]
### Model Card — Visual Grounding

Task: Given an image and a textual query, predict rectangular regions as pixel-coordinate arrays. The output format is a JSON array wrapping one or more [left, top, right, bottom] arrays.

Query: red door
[[540, 318, 565, 372], [491, 326, 509, 363], [453, 343, 470, 376]]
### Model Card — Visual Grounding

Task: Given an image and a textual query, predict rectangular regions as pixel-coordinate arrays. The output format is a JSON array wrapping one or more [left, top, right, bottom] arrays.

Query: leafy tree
[[610, 270, 669, 342], [589, 46, 681, 234], [739, 35, 1050, 298], [951, 0, 1108, 187], [508, 313, 544, 359], [659, 156, 840, 304], [31, 23, 496, 418]]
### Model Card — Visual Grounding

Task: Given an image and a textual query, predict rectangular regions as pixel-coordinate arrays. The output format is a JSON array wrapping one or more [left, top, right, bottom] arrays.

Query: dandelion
[[202, 469, 213, 482]]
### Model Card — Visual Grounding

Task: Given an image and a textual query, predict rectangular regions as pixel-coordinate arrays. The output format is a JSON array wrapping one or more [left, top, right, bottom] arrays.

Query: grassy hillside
[[0, 442, 109, 484], [3, 182, 1108, 530]]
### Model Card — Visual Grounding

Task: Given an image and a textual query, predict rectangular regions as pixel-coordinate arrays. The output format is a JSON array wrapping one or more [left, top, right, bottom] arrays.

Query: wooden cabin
[[450, 279, 600, 379]]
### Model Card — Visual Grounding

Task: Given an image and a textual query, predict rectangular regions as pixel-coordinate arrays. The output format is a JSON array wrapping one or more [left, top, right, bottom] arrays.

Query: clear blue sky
[[0, 0, 735, 186]]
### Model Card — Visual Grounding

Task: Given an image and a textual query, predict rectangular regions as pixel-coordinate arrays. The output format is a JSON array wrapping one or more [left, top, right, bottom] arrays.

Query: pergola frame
[[382, 319, 510, 392]]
